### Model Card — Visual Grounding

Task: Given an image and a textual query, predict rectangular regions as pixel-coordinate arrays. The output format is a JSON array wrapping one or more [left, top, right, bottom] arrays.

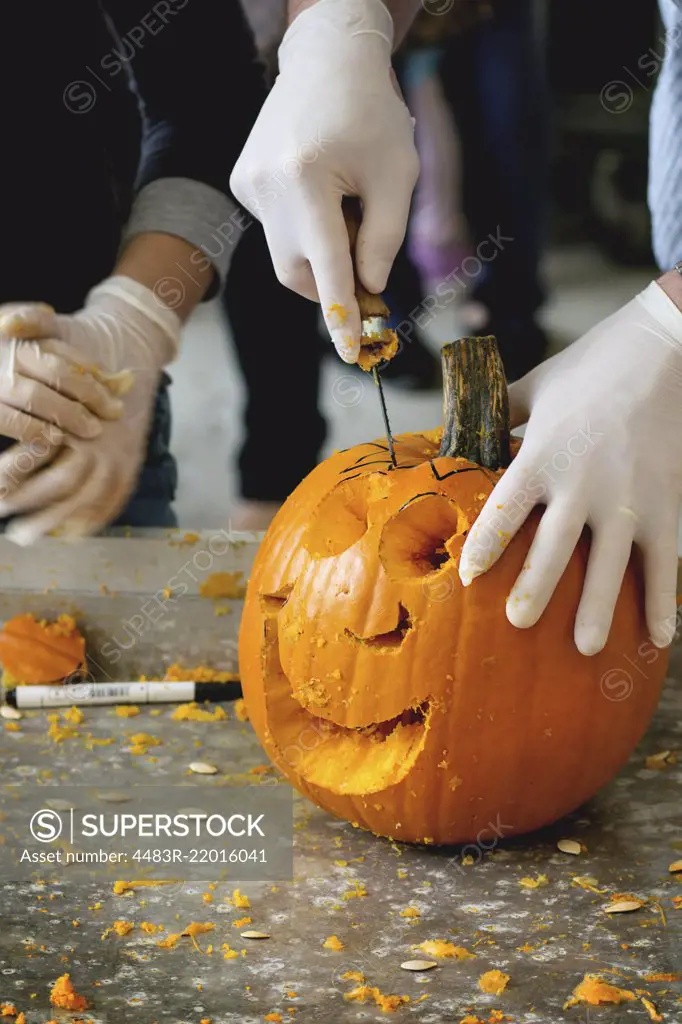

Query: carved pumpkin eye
[[304, 473, 391, 558], [303, 477, 369, 557], [379, 493, 469, 581]]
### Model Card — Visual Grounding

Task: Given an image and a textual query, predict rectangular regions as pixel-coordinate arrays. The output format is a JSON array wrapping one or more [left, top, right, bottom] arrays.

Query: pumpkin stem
[[438, 336, 511, 470]]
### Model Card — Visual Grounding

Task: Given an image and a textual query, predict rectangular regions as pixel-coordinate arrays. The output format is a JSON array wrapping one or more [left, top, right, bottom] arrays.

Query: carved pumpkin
[[239, 338, 668, 844], [0, 613, 86, 686]]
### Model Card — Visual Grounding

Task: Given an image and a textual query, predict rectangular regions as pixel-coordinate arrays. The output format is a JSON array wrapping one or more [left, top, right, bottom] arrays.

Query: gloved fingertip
[[331, 329, 360, 364], [650, 621, 675, 648], [458, 564, 478, 587], [5, 522, 35, 547], [574, 626, 606, 657], [505, 596, 537, 630], [358, 260, 391, 296], [458, 552, 488, 587], [78, 415, 103, 439], [0, 304, 56, 339], [100, 399, 125, 421]]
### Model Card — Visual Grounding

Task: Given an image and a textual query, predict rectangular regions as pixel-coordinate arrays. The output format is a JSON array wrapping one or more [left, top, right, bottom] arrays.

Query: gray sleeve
[[122, 177, 250, 291]]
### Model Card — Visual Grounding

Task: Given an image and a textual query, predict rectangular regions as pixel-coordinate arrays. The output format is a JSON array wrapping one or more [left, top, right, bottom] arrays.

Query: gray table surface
[[1, 650, 680, 1024]]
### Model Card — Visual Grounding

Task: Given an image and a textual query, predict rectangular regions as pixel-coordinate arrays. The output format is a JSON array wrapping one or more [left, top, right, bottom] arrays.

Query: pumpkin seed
[[241, 931, 270, 940], [603, 899, 643, 914], [400, 960, 438, 972], [0, 705, 22, 720], [45, 798, 72, 811], [189, 762, 218, 775], [557, 839, 582, 856], [96, 790, 132, 804], [669, 860, 682, 873]]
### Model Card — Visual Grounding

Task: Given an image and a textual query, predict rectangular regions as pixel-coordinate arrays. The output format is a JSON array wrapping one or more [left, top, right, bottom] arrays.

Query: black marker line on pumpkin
[[429, 462, 484, 482], [340, 459, 394, 474]]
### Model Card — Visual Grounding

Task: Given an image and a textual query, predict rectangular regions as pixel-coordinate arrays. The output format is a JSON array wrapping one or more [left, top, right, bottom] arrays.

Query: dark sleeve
[[101, 0, 268, 283]]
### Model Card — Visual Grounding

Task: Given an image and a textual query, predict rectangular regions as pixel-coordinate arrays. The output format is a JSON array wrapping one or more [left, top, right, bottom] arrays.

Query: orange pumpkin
[[0, 613, 86, 686], [239, 338, 668, 844]]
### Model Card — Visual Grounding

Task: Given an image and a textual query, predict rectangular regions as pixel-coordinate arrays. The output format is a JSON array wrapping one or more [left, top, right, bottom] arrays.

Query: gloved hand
[[0, 276, 180, 544], [458, 281, 682, 655], [229, 0, 419, 363], [0, 303, 122, 452]]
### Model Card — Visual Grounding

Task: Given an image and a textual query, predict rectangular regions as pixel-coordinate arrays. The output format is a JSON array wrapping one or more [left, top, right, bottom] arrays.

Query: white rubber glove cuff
[[85, 275, 182, 363], [636, 279, 682, 341], [279, 0, 394, 69]]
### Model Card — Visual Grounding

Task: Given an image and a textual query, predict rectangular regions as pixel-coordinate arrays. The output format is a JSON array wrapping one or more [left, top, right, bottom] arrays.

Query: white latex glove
[[0, 304, 122, 450], [0, 276, 180, 544], [458, 281, 682, 655], [229, 0, 419, 363]]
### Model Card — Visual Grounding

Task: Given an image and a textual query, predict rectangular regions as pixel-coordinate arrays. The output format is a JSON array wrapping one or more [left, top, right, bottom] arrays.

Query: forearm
[[115, 232, 214, 323], [287, 0, 421, 46]]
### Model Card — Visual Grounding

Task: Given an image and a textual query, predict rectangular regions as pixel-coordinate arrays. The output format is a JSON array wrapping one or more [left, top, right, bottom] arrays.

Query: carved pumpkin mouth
[[260, 607, 432, 796]]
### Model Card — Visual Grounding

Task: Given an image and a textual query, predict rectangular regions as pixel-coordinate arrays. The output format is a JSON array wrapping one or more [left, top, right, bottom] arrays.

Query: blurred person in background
[[0, 0, 263, 541], [390, 0, 549, 382]]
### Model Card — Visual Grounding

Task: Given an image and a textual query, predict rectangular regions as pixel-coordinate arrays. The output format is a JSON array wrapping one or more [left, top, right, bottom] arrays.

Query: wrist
[[657, 268, 682, 313], [86, 276, 181, 365], [280, 0, 394, 67]]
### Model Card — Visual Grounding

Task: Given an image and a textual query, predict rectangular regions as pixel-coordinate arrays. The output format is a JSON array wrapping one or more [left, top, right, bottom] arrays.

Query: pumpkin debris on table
[[113, 879, 177, 896], [563, 974, 637, 1008], [0, 613, 86, 686], [641, 996, 664, 1022], [163, 662, 240, 684], [519, 874, 548, 889], [239, 338, 668, 844], [171, 701, 227, 722], [199, 572, 245, 600], [399, 906, 420, 919], [49, 973, 89, 1011], [571, 876, 607, 895], [128, 732, 161, 755], [644, 749, 677, 770], [342, 881, 367, 900], [416, 940, 475, 960], [234, 698, 250, 721], [101, 920, 134, 939], [478, 970, 510, 995], [229, 888, 250, 909], [47, 711, 80, 743], [63, 705, 84, 725], [344, 984, 410, 1013], [115, 705, 140, 718]]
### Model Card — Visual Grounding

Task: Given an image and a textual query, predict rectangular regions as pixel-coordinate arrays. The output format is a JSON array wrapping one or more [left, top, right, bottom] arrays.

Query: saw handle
[[342, 197, 390, 321]]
